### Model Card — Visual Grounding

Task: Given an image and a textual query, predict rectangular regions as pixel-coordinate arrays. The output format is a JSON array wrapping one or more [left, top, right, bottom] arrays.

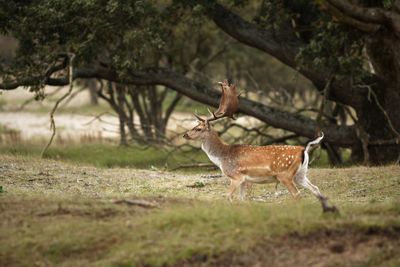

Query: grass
[[0, 154, 399, 266], [0, 142, 209, 170]]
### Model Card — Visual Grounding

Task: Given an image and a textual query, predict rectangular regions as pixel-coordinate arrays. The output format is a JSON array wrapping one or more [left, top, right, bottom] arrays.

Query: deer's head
[[183, 115, 211, 141]]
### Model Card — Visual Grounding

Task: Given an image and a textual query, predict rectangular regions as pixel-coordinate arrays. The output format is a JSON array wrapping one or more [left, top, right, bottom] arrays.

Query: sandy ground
[[0, 86, 193, 140], [0, 111, 120, 139], [0, 86, 260, 141]]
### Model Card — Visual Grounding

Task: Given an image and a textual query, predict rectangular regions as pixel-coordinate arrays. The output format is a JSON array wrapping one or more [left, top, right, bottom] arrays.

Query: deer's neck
[[201, 132, 229, 169]]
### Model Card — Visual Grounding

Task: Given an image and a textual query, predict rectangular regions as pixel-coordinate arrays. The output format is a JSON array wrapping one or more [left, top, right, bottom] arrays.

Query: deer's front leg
[[226, 178, 241, 202], [238, 178, 248, 201]]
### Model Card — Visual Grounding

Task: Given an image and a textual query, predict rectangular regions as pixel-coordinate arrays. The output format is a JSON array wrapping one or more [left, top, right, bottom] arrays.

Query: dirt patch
[[176, 229, 400, 267]]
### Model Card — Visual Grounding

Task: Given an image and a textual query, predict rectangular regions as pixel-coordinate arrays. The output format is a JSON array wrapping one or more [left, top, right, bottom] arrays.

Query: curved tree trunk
[[353, 34, 400, 163]]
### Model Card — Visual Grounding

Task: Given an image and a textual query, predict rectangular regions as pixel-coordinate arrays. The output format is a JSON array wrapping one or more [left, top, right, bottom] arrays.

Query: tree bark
[[87, 79, 99, 106], [354, 34, 400, 163], [115, 83, 128, 146]]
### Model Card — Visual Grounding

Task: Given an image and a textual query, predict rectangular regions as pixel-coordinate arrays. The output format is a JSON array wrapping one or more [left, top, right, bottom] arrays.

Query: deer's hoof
[[323, 205, 339, 214]]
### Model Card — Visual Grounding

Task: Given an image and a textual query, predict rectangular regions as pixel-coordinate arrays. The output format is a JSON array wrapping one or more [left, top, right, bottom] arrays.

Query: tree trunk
[[353, 34, 400, 164], [116, 84, 128, 146], [87, 79, 99, 106]]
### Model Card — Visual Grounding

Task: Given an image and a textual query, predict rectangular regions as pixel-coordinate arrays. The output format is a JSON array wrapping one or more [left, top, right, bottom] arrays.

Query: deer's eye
[[195, 128, 202, 131]]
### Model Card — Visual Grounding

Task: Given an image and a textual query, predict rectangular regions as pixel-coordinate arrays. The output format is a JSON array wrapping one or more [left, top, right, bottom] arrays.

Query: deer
[[183, 80, 337, 213]]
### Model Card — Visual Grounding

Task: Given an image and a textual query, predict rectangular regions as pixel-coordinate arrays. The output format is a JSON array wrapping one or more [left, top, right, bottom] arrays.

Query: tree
[[1, 0, 399, 164], [98, 81, 182, 145], [199, 0, 400, 163]]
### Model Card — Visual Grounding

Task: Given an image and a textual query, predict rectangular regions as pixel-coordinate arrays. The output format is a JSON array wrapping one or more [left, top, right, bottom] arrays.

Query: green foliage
[[297, 21, 366, 81], [251, 1, 369, 82], [255, 0, 292, 30], [1, 0, 167, 90], [1, 0, 371, 95], [383, 0, 394, 9], [0, 185, 5, 193]]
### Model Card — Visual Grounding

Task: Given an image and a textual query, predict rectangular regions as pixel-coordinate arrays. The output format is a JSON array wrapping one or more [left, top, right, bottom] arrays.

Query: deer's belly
[[245, 176, 277, 184]]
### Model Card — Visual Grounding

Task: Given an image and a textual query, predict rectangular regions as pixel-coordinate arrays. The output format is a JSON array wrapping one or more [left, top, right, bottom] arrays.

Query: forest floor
[[1, 154, 400, 267]]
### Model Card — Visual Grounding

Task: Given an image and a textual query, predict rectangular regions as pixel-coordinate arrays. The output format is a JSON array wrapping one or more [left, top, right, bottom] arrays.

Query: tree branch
[[164, 92, 182, 125], [41, 53, 75, 157], [320, 1, 381, 33], [127, 68, 357, 146], [325, 0, 400, 33], [209, 2, 299, 68], [0, 65, 358, 146], [203, 2, 375, 108]]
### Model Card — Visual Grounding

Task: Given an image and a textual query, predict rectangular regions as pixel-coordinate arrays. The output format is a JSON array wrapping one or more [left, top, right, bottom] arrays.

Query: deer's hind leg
[[277, 173, 300, 198], [294, 173, 338, 213]]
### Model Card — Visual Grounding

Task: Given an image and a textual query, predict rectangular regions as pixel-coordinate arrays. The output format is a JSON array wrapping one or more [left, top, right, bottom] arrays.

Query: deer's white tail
[[297, 132, 324, 176]]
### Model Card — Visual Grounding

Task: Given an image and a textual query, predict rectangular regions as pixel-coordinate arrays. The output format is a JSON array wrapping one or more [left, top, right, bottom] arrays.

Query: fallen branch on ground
[[112, 199, 158, 208], [200, 174, 223, 179], [170, 163, 217, 171]]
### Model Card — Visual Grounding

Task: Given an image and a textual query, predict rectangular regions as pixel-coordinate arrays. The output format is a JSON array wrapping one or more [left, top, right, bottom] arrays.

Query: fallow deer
[[183, 80, 337, 212]]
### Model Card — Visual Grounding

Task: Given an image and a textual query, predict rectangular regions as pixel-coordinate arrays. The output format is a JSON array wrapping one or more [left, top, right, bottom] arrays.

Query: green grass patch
[[0, 142, 209, 170], [1, 196, 399, 267]]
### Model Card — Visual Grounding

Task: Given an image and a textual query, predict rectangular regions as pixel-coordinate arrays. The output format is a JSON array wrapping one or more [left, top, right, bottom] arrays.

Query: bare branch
[[164, 92, 182, 124], [41, 53, 76, 157], [316, 75, 334, 135], [15, 86, 64, 111], [219, 122, 272, 140], [112, 199, 158, 208], [357, 84, 400, 139], [60, 87, 85, 109], [82, 112, 115, 126], [170, 163, 217, 171]]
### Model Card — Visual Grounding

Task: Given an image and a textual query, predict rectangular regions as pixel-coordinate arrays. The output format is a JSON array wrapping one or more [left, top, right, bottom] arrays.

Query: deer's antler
[[192, 79, 240, 124], [194, 114, 205, 122], [206, 79, 239, 123]]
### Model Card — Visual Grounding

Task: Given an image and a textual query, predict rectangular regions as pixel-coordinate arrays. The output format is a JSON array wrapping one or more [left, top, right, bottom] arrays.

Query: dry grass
[[1, 154, 400, 267]]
